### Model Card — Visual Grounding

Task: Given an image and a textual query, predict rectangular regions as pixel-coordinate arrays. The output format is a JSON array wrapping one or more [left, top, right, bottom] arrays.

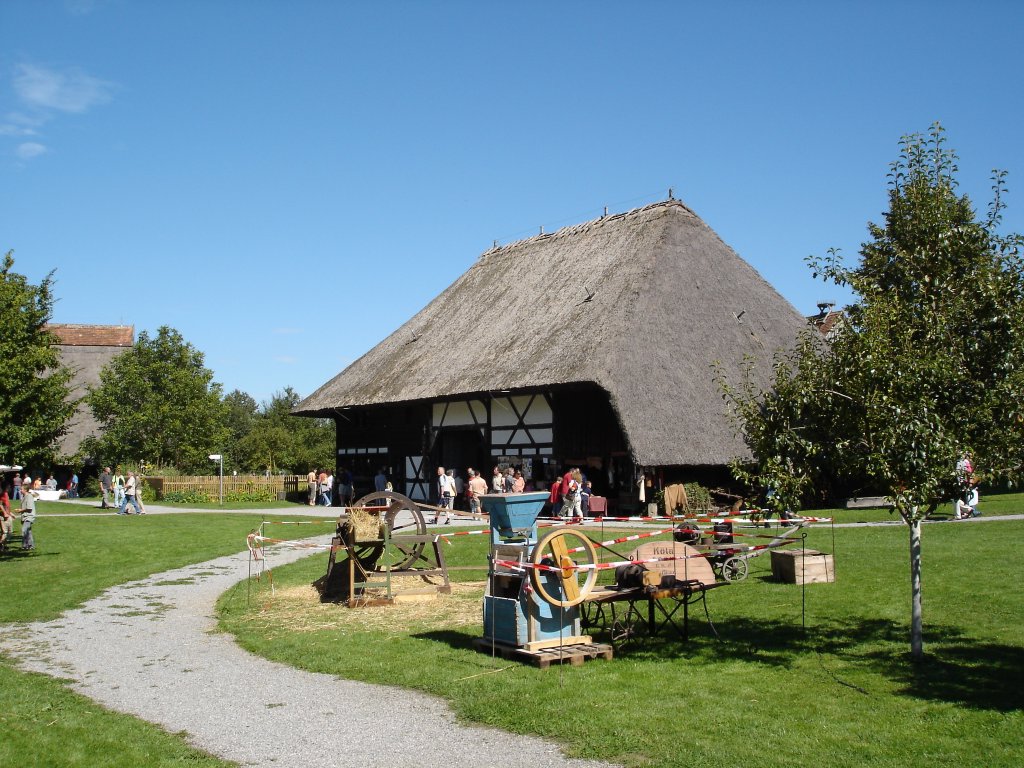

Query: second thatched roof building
[[294, 199, 807, 508]]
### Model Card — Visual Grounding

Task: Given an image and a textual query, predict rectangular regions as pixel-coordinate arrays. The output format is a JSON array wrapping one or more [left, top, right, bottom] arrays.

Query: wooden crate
[[771, 548, 835, 584]]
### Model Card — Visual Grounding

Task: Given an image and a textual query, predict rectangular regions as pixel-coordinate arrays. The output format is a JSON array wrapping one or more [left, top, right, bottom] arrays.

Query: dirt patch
[[247, 581, 486, 634]]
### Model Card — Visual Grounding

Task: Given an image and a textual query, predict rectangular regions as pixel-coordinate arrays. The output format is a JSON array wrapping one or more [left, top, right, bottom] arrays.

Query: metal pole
[[219, 456, 224, 506]]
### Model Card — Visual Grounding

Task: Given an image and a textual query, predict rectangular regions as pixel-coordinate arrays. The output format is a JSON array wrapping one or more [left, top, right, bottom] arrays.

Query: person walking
[[12, 473, 22, 501], [120, 471, 144, 515], [435, 466, 455, 524], [99, 467, 114, 509], [70, 472, 79, 498], [466, 469, 488, 520], [20, 481, 39, 550], [317, 471, 330, 506], [113, 468, 126, 509]]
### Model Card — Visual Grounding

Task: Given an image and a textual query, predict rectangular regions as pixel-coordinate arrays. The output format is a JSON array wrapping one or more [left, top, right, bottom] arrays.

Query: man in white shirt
[[119, 471, 144, 515], [435, 466, 455, 524]]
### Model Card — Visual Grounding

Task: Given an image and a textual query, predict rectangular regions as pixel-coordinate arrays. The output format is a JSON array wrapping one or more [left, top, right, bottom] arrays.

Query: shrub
[[80, 476, 100, 498], [223, 488, 277, 504], [162, 489, 213, 504], [683, 483, 714, 514], [138, 481, 157, 503]]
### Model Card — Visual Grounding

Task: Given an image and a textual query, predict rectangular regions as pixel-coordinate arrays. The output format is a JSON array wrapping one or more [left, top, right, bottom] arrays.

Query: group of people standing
[[548, 466, 592, 519], [436, 464, 525, 524], [7, 470, 79, 500], [306, 468, 354, 507], [444, 464, 591, 521]]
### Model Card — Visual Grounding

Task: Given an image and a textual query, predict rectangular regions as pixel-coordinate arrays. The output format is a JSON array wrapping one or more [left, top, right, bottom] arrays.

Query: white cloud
[[0, 113, 40, 136], [16, 142, 47, 160], [14, 64, 114, 114]]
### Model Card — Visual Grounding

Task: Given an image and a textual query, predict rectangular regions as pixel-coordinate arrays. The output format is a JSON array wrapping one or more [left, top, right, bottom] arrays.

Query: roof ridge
[[482, 198, 692, 258]]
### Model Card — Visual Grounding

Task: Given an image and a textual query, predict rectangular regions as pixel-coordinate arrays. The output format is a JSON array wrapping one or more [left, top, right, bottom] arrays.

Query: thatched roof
[[47, 325, 134, 458], [295, 200, 807, 467]]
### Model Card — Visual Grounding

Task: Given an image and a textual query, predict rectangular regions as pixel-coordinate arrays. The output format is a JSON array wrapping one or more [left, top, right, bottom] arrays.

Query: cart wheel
[[530, 529, 599, 608], [349, 490, 427, 570], [721, 556, 748, 582]]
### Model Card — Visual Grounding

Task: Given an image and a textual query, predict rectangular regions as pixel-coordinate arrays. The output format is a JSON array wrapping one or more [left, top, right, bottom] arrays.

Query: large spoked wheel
[[721, 556, 748, 582], [349, 490, 427, 571], [530, 529, 599, 608]]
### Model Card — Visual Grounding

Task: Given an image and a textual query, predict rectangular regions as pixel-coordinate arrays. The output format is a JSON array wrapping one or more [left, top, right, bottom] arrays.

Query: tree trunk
[[909, 518, 924, 659]]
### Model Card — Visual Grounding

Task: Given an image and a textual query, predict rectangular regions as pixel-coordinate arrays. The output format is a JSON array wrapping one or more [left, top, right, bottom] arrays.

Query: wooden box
[[771, 549, 835, 584]]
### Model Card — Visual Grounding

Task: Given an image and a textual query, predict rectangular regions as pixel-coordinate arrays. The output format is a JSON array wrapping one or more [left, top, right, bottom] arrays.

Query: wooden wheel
[[349, 490, 427, 571], [721, 556, 748, 582], [530, 529, 599, 608]]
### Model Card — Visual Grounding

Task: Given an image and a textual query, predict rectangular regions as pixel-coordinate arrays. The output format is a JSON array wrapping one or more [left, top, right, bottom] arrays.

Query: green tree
[[222, 389, 258, 471], [0, 251, 75, 466], [720, 124, 1024, 659], [232, 387, 333, 473], [85, 326, 228, 473]]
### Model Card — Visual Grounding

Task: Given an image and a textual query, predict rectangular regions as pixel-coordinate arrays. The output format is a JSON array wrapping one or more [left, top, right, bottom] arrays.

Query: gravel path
[[1, 540, 617, 768]]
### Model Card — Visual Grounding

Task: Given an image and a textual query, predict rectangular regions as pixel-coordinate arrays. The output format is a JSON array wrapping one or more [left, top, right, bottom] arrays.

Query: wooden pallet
[[473, 638, 614, 669]]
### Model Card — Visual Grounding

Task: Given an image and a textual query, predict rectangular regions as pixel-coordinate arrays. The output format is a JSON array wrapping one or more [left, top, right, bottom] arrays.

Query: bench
[[580, 541, 724, 646]]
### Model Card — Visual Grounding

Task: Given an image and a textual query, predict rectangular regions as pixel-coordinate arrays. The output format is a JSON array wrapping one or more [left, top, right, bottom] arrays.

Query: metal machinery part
[[529, 528, 599, 607]]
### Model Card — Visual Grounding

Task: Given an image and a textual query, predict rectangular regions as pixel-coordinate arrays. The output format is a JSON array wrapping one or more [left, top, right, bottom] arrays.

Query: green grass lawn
[[805, 489, 1022, 523], [62, 496, 298, 511], [0, 663, 231, 768], [0, 512, 326, 623], [3, 496, 1021, 767], [0, 511, 325, 767], [219, 512, 1024, 768]]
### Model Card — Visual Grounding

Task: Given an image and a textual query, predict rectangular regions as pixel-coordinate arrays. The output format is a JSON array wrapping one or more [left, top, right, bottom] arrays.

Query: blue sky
[[3, 1, 1022, 403]]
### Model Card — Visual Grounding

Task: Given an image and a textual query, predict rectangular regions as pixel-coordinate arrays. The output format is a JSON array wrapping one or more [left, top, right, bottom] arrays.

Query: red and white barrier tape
[[564, 527, 676, 553], [438, 528, 491, 538], [248, 534, 346, 552], [261, 519, 337, 526], [497, 551, 706, 574]]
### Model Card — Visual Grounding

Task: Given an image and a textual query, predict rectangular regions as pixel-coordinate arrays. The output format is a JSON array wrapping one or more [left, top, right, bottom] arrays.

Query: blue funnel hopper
[[480, 492, 547, 541]]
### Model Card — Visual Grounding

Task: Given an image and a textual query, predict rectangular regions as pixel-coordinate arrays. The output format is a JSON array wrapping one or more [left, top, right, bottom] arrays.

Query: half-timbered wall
[[333, 386, 632, 501], [488, 393, 553, 457], [334, 404, 429, 500]]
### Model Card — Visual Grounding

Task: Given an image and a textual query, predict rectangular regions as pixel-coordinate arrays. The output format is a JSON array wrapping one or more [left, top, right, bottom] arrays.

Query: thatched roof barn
[[47, 324, 134, 459], [295, 200, 807, 506]]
